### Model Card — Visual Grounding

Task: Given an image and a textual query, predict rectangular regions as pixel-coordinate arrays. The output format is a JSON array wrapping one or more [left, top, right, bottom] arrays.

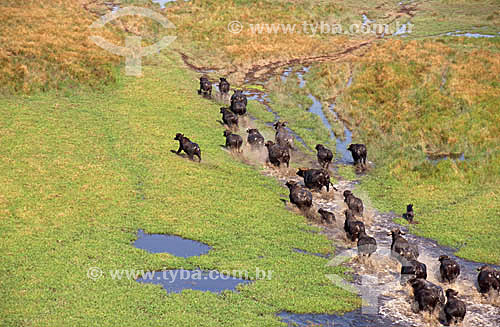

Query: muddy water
[[236, 66, 499, 326], [193, 64, 498, 325], [313, 179, 500, 327]]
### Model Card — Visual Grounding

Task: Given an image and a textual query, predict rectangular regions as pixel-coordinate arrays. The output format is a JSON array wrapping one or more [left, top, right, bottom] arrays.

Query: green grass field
[[0, 52, 359, 326]]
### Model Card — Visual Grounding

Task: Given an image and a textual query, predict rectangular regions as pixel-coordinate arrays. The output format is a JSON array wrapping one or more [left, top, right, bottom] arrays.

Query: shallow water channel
[[241, 65, 499, 326]]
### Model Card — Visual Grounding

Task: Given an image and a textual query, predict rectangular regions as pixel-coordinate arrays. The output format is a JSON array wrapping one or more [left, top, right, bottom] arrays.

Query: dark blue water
[[277, 309, 396, 327], [136, 269, 252, 293], [329, 104, 353, 164], [133, 229, 211, 257]]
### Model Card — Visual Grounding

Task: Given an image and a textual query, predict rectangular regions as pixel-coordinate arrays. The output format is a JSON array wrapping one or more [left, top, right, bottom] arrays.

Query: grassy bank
[[0, 51, 359, 326], [339, 39, 500, 264]]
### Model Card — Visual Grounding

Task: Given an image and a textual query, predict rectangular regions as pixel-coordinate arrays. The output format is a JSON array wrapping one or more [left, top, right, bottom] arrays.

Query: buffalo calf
[[402, 204, 416, 224], [318, 208, 335, 224]]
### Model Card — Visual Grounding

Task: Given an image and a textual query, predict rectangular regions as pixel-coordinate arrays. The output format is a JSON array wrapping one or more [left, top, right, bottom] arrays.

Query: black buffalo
[[347, 143, 367, 167], [173, 133, 201, 162], [315, 144, 333, 170]]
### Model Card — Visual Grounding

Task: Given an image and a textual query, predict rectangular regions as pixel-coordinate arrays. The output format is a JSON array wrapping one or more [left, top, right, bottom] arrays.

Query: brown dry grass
[[165, 0, 372, 84], [0, 0, 120, 93]]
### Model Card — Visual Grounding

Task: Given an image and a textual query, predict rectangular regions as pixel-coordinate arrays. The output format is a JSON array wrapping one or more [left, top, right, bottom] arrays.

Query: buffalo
[[401, 259, 427, 284], [230, 89, 247, 106], [286, 181, 312, 210], [173, 133, 201, 162], [220, 107, 238, 129], [230, 99, 247, 116], [265, 141, 290, 168], [409, 278, 445, 313], [297, 168, 332, 192], [219, 77, 230, 94], [347, 143, 367, 167], [274, 121, 294, 150], [198, 76, 212, 97], [343, 190, 363, 217], [402, 204, 415, 224], [223, 130, 243, 152], [344, 209, 365, 242], [318, 208, 335, 224], [315, 144, 333, 170], [246, 128, 264, 148], [357, 230, 377, 257], [443, 289, 466, 326], [439, 255, 460, 284], [388, 228, 419, 263], [477, 265, 500, 294]]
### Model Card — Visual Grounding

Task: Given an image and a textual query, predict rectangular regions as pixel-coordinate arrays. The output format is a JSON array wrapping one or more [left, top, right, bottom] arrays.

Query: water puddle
[[296, 67, 355, 161], [151, 0, 185, 9], [443, 31, 499, 38], [393, 22, 412, 36], [136, 269, 252, 293], [133, 229, 211, 257], [426, 152, 465, 165], [362, 14, 375, 26], [277, 309, 394, 327], [296, 67, 309, 88], [281, 67, 293, 82]]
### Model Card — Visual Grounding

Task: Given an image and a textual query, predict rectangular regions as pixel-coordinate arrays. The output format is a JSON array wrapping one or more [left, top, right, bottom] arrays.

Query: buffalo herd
[[173, 76, 499, 326]]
